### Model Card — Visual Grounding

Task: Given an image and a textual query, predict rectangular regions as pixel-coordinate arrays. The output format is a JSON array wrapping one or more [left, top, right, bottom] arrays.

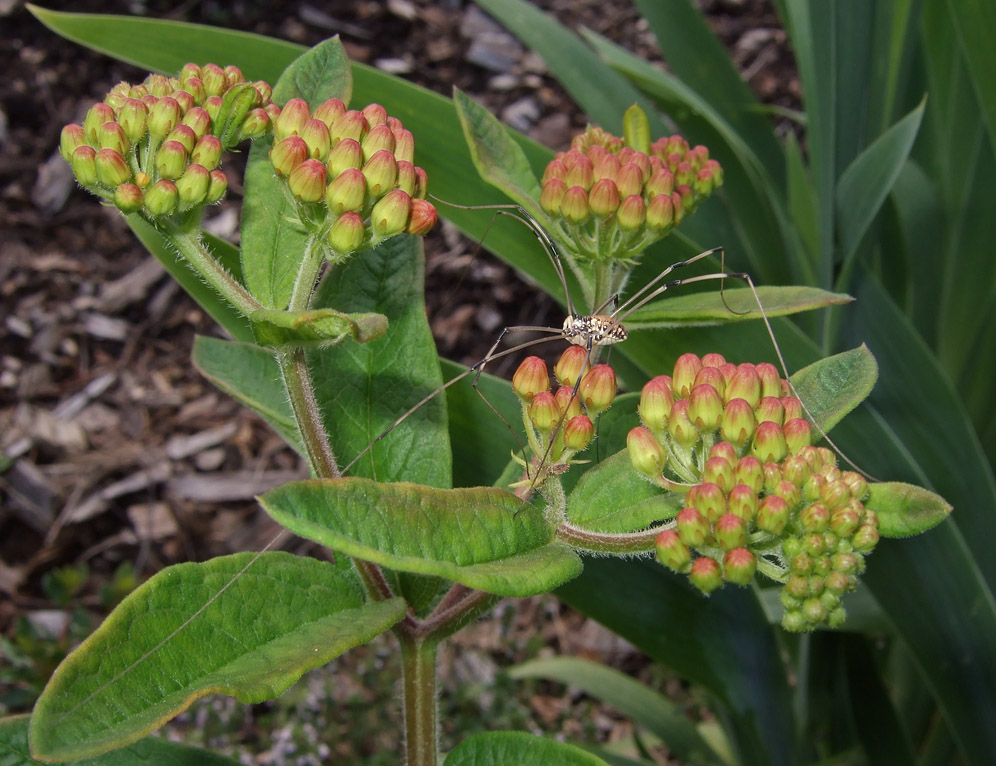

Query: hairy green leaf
[[867, 482, 953, 538], [29, 553, 405, 761], [259, 478, 582, 597], [447, 731, 609, 766], [789, 345, 878, 433], [250, 308, 387, 349]]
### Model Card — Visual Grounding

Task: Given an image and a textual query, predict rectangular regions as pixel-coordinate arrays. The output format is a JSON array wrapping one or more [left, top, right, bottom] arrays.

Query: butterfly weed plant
[[12, 14, 954, 766]]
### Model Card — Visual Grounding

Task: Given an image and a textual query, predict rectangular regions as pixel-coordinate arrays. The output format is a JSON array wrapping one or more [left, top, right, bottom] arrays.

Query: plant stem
[[288, 235, 327, 312], [399, 635, 439, 766], [169, 227, 262, 317], [276, 348, 340, 480], [556, 520, 664, 555]]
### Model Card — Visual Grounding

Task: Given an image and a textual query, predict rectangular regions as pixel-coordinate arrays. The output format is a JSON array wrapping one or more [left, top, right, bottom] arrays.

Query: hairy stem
[[288, 235, 327, 312], [556, 520, 665, 555], [399, 635, 439, 766], [169, 227, 262, 317]]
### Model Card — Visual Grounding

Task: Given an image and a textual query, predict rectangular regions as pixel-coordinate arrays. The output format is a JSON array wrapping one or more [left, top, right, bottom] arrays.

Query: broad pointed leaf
[[259, 478, 583, 597], [866, 483, 952, 538], [789, 345, 878, 433], [249, 308, 387, 349], [446, 731, 609, 766], [0, 715, 241, 766], [29, 553, 405, 762]]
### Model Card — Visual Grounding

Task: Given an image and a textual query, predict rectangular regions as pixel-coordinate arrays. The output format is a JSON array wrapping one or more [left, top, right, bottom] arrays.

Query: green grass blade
[[945, 0, 996, 159]]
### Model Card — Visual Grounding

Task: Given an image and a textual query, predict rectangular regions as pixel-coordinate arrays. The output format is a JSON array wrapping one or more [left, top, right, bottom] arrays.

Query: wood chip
[[167, 469, 307, 503], [127, 502, 179, 540], [65, 461, 173, 524], [166, 423, 239, 460]]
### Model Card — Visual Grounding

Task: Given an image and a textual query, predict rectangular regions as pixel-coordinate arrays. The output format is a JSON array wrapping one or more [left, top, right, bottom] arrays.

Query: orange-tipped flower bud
[[512, 356, 550, 403], [205, 169, 228, 204], [362, 149, 398, 198], [270, 135, 308, 177], [820, 480, 852, 511], [720, 398, 755, 446], [190, 135, 222, 170], [370, 188, 412, 237], [734, 455, 763, 493], [751, 421, 787, 463], [393, 128, 415, 164], [693, 365, 726, 397], [407, 198, 438, 235], [755, 396, 784, 426], [579, 364, 616, 414], [287, 158, 328, 203], [313, 97, 346, 129], [328, 138, 364, 178], [726, 364, 761, 407], [165, 124, 197, 153], [325, 167, 367, 215], [781, 396, 804, 422], [560, 186, 589, 225], [588, 177, 620, 218], [667, 398, 698, 446], [144, 179, 178, 216], [638, 375, 674, 433], [95, 148, 131, 187], [330, 110, 369, 144], [689, 556, 723, 594], [529, 391, 561, 433], [645, 193, 675, 230], [113, 182, 144, 213], [201, 64, 228, 96], [703, 456, 734, 493], [644, 167, 675, 199], [799, 502, 830, 533], [714, 513, 747, 550], [362, 103, 388, 127], [176, 163, 210, 207], [671, 353, 702, 398], [327, 211, 367, 253], [274, 97, 311, 141], [361, 123, 396, 161], [148, 97, 182, 139], [616, 194, 646, 231], [842, 471, 869, 502], [851, 524, 879, 553], [774, 479, 802, 511], [830, 507, 861, 539], [723, 547, 756, 585], [783, 418, 812, 454], [627, 426, 666, 480], [756, 495, 789, 534], [181, 106, 212, 139], [554, 386, 583, 421], [688, 383, 723, 431], [300, 118, 332, 160], [564, 414, 594, 451], [59, 124, 87, 162], [655, 529, 692, 573], [396, 161, 417, 196], [554, 344, 588, 387], [688, 481, 726, 522], [540, 178, 567, 215], [727, 484, 758, 522], [564, 154, 594, 190], [83, 102, 116, 143], [118, 98, 149, 143], [756, 363, 781, 398], [615, 162, 644, 197], [70, 145, 98, 186], [237, 107, 271, 141], [676, 506, 710, 547]]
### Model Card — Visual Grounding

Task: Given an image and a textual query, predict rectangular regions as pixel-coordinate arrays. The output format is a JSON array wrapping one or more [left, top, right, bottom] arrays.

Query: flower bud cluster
[[628, 353, 810, 486], [654, 442, 878, 631], [60, 64, 276, 218], [538, 125, 723, 263], [509, 347, 616, 484], [266, 98, 437, 257]]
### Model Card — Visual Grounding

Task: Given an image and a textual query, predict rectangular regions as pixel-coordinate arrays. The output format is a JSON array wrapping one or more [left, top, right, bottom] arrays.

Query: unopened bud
[[829, 507, 861, 539], [287, 158, 327, 203], [313, 98, 346, 129], [751, 421, 787, 463], [564, 415, 594, 451], [616, 194, 646, 230], [325, 167, 367, 214], [200, 64, 228, 96], [627, 426, 666, 480], [726, 364, 761, 407], [688, 482, 726, 522], [83, 102, 116, 143], [70, 145, 98, 186], [176, 163, 210, 207], [59, 124, 87, 162], [330, 110, 369, 144], [327, 211, 366, 253], [560, 186, 589, 225], [512, 356, 550, 403], [755, 396, 784, 425], [554, 344, 588, 387], [851, 524, 879, 553], [645, 193, 674, 230], [95, 148, 131, 187], [714, 513, 747, 550], [148, 97, 182, 139], [693, 365, 726, 396], [328, 138, 364, 178], [727, 484, 758, 522], [676, 506, 710, 547], [300, 118, 332, 160], [529, 391, 561, 433], [554, 386, 583, 421], [392, 128, 414, 164], [638, 375, 673, 433], [689, 556, 723, 594], [703, 456, 734, 493], [205, 170, 227, 204], [274, 97, 311, 141], [655, 530, 692, 573], [756, 363, 781, 398], [270, 135, 309, 177], [540, 178, 567, 215], [361, 123, 396, 161], [237, 107, 271, 141], [799, 503, 830, 533], [579, 364, 616, 414], [144, 179, 178, 216], [564, 154, 594, 189], [615, 163, 644, 197], [190, 135, 222, 170], [113, 182, 144, 213], [667, 399, 698, 447], [117, 99, 148, 143], [842, 471, 869, 502], [734, 455, 763, 493], [396, 161, 417, 196], [363, 149, 398, 198], [588, 177, 620, 218], [407, 198, 438, 235], [783, 418, 812, 454], [723, 547, 756, 585], [688, 383, 723, 431], [362, 103, 388, 127], [370, 188, 413, 236], [644, 167, 674, 198], [181, 106, 212, 139], [720, 398, 755, 446], [754, 495, 789, 536], [672, 353, 702, 398]]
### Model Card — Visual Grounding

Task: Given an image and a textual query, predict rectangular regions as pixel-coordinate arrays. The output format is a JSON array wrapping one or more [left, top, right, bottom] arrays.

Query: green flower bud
[[676, 506, 710, 547], [200, 64, 228, 97], [831, 552, 860, 574], [97, 120, 130, 156], [689, 556, 723, 595], [756, 494, 789, 534], [774, 479, 802, 511], [330, 110, 369, 144], [327, 211, 366, 253], [756, 363, 782, 398], [723, 547, 756, 585], [616, 194, 646, 231], [325, 167, 367, 215], [542, 159, 567, 183], [693, 365, 726, 397], [799, 503, 830, 533], [842, 471, 869, 502], [70, 145, 98, 186], [671, 190, 687, 223], [361, 123, 397, 162], [851, 524, 879, 553], [155, 140, 189, 180], [117, 98, 149, 143], [328, 138, 364, 178], [83, 102, 115, 143], [564, 415, 594, 451], [714, 513, 747, 550], [802, 532, 828, 557], [407, 198, 437, 235], [190, 135, 222, 170], [709, 440, 738, 464], [782, 455, 810, 486], [512, 356, 550, 403], [725, 364, 761, 407], [236, 107, 271, 142], [644, 167, 674, 198], [287, 158, 328, 203], [751, 421, 787, 464], [667, 399, 699, 447], [204, 96, 224, 122], [370, 188, 413, 236], [363, 149, 399, 198], [554, 344, 588, 387], [180, 77, 206, 105], [655, 529, 692, 573], [205, 170, 228, 204], [312, 97, 346, 129], [166, 125, 198, 154], [300, 118, 332, 160], [579, 363, 616, 414], [588, 177, 620, 218], [727, 484, 758, 522], [672, 353, 702, 398], [688, 383, 723, 432], [413, 166, 429, 199], [274, 97, 311, 141], [112, 182, 144, 213], [396, 161, 417, 196], [688, 481, 726, 522], [144, 179, 178, 216], [176, 163, 210, 207], [529, 391, 561, 433], [638, 375, 674, 434], [181, 106, 212, 139], [555, 386, 583, 421], [645, 192, 674, 230], [627, 426, 666, 480], [148, 97, 182, 139], [615, 162, 644, 197], [563, 154, 594, 190], [559, 185, 589, 225], [540, 178, 567, 215], [703, 456, 734, 493], [721, 398, 756, 446], [362, 103, 389, 127], [734, 455, 763, 493], [270, 135, 308, 177], [755, 396, 784, 426], [59, 124, 87, 162], [95, 148, 131, 186], [821, 479, 852, 511]]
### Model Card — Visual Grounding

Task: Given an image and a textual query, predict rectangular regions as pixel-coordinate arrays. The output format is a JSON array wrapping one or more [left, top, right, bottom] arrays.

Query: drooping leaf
[[446, 731, 609, 766], [789, 345, 879, 433], [0, 714, 242, 766], [509, 657, 722, 765], [28, 553, 405, 762], [249, 308, 387, 349], [259, 478, 582, 597], [866, 482, 952, 538]]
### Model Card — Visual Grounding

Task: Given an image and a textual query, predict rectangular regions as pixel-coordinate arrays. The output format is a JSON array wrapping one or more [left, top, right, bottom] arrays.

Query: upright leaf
[[447, 731, 609, 765]]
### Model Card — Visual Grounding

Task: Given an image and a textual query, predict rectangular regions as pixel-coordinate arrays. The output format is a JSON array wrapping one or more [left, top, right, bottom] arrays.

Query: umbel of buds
[[537, 106, 723, 263], [267, 99, 438, 260], [60, 64, 277, 219], [510, 348, 616, 489]]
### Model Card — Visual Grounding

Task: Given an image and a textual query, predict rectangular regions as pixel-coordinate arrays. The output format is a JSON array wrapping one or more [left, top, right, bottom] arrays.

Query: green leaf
[[241, 39, 352, 309], [866, 482, 952, 538], [836, 98, 926, 264], [453, 89, 544, 218], [191, 336, 301, 453], [0, 714, 242, 765], [624, 286, 852, 329], [567, 452, 683, 535], [446, 731, 609, 766], [788, 345, 879, 433], [259, 478, 582, 597], [946, 0, 996, 159], [249, 308, 387, 349], [28, 553, 405, 762], [509, 657, 722, 765]]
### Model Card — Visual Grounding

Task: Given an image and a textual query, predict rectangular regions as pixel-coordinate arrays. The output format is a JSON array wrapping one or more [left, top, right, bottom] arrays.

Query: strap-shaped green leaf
[[259, 478, 583, 597], [866, 481, 952, 538], [789, 345, 878, 433], [250, 308, 387, 349], [0, 714, 241, 766], [624, 286, 852, 329], [241, 39, 353, 309], [567, 452, 683, 535], [446, 731, 609, 766], [28, 553, 405, 762]]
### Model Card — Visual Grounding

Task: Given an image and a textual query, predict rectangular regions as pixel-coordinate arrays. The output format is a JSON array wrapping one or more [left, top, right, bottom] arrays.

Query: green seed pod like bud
[[667, 399, 699, 447], [327, 211, 366, 253], [588, 177, 621, 218], [714, 513, 747, 551], [751, 421, 787, 464], [851, 524, 879, 553], [761, 462, 781, 495], [789, 551, 813, 576], [70, 145, 99, 186], [734, 455, 763, 493], [181, 77, 206, 105], [512, 356, 550, 403], [95, 148, 131, 187], [693, 168, 715, 196], [801, 597, 826, 626], [756, 494, 790, 534], [655, 530, 692, 573], [688, 482, 726, 523], [60, 124, 88, 162], [83, 102, 116, 143], [627, 426, 666, 480], [645, 192, 675, 231], [396, 161, 417, 196], [671, 353, 702, 398], [287, 158, 328, 203], [824, 569, 850, 596], [299, 118, 332, 160], [564, 415, 594, 451], [529, 391, 561, 433], [179, 62, 201, 82], [579, 364, 616, 414], [803, 472, 827, 504], [176, 163, 210, 207], [723, 547, 756, 585], [270, 135, 308, 177], [274, 97, 311, 141], [755, 396, 784, 426], [330, 110, 369, 145], [371, 188, 413, 236], [616, 194, 646, 231], [540, 178, 567, 215], [676, 506, 710, 547], [407, 198, 438, 235], [799, 502, 830, 533], [205, 170, 227, 204], [237, 107, 271, 142], [727, 484, 758, 522], [328, 138, 364, 178], [703, 456, 734, 493], [721, 398, 755, 446], [181, 106, 212, 139], [189, 135, 222, 171], [560, 186, 589, 225], [688, 383, 724, 432], [144, 179, 179, 216], [781, 609, 808, 632], [555, 386, 583, 421], [782, 534, 803, 558], [639, 375, 674, 434], [362, 149, 399, 198], [313, 97, 346, 129], [148, 97, 183, 140], [802, 532, 828, 557], [117, 98, 149, 143], [689, 556, 723, 595], [201, 64, 228, 97], [171, 89, 195, 114], [113, 182, 144, 213], [554, 345, 588, 387], [224, 65, 246, 87], [710, 439, 737, 462], [831, 552, 860, 574], [781, 454, 810, 486]]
